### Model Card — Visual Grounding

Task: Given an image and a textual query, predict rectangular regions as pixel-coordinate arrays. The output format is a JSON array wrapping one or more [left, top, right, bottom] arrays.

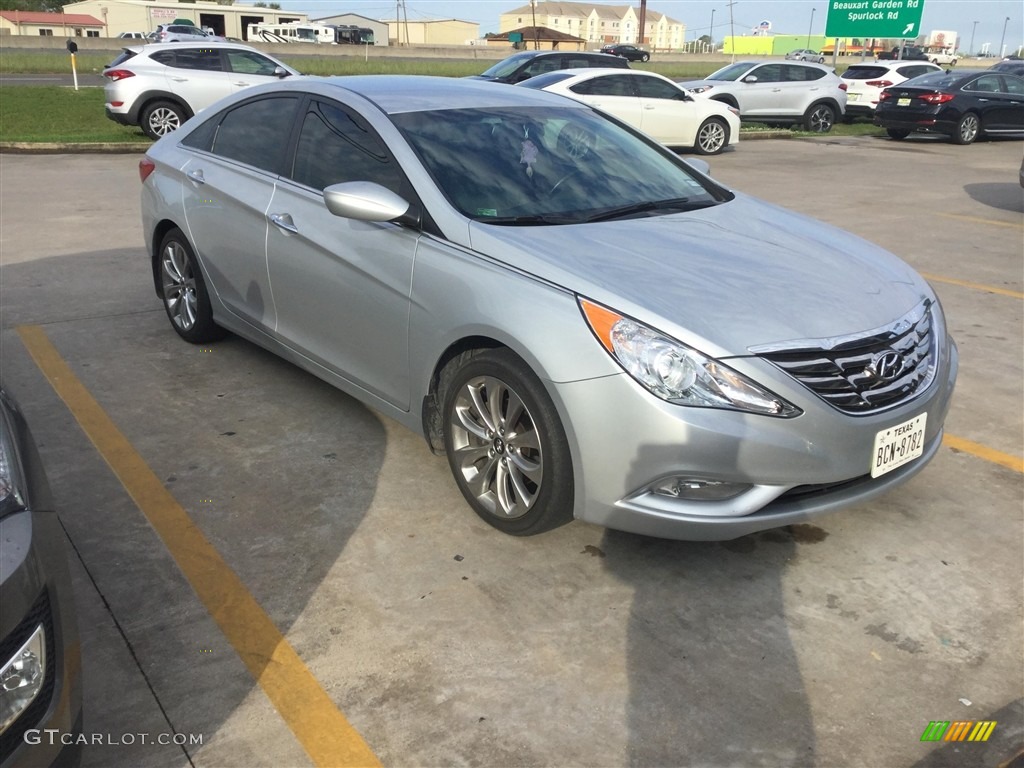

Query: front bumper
[[549, 334, 958, 541]]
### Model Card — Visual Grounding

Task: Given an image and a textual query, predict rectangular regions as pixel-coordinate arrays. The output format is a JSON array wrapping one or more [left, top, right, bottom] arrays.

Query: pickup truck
[[923, 47, 959, 65]]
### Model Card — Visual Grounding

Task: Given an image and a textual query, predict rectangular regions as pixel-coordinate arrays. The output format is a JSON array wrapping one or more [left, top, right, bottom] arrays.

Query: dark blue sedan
[[874, 70, 1024, 144]]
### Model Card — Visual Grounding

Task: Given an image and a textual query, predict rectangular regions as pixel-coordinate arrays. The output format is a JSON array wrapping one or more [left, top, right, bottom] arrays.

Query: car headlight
[[0, 422, 24, 520], [0, 624, 46, 734], [580, 298, 800, 417]]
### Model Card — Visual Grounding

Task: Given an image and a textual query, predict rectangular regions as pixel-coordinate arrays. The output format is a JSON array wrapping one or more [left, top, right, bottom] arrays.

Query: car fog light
[[653, 478, 751, 501], [0, 624, 46, 734]]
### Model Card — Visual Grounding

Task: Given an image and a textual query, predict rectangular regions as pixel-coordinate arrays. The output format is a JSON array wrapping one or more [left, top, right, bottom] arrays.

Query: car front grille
[[752, 300, 936, 415]]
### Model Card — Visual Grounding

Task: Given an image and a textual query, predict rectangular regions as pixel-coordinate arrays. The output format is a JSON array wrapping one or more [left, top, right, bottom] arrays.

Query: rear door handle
[[270, 213, 298, 234], [186, 169, 205, 184]]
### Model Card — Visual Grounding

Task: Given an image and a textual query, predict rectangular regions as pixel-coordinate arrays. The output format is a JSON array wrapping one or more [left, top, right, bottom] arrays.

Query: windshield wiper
[[474, 214, 579, 226], [583, 197, 713, 223]]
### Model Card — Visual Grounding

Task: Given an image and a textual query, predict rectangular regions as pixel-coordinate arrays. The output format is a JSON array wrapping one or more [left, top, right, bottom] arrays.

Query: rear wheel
[[640, 53, 650, 62], [157, 229, 225, 344], [141, 100, 187, 140], [442, 348, 573, 536], [886, 128, 911, 140], [952, 112, 980, 145], [694, 117, 729, 155], [804, 102, 836, 132]]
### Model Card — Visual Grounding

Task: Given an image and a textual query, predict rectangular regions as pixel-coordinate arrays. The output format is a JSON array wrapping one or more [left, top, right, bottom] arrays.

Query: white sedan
[[519, 68, 741, 154]]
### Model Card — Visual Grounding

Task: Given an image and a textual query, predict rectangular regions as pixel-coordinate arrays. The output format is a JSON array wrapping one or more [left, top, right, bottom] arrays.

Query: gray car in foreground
[[140, 76, 957, 541]]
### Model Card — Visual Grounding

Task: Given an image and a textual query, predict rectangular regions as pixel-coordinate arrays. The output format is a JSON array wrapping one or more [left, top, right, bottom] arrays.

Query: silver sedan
[[140, 76, 957, 540]]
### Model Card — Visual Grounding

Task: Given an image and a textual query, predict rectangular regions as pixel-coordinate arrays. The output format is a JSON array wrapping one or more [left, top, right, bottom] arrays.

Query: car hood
[[464, 193, 930, 357]]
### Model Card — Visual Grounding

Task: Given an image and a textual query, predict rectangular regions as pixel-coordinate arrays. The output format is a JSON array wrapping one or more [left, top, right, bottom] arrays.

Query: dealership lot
[[0, 135, 1021, 767]]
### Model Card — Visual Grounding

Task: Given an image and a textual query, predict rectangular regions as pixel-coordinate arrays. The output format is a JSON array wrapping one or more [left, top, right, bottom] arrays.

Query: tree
[[0, 0, 64, 12], [253, 1, 282, 7]]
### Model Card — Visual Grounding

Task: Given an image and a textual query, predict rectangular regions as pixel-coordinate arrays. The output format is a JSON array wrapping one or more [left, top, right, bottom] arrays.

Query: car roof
[[129, 41, 261, 52], [847, 60, 938, 69], [264, 75, 595, 114]]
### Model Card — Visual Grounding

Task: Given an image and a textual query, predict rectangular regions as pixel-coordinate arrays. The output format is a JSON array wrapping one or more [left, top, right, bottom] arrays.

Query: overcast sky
[[280, 0, 1022, 55]]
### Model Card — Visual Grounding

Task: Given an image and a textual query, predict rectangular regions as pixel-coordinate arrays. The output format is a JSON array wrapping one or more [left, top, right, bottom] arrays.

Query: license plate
[[897, 97, 911, 106], [849, 93, 860, 101], [871, 413, 927, 478]]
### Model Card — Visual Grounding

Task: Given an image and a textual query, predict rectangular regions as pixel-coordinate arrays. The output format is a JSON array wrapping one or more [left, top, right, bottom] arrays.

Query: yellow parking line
[[944, 434, 1024, 474], [16, 325, 381, 768], [921, 273, 1024, 300], [938, 212, 1023, 229]]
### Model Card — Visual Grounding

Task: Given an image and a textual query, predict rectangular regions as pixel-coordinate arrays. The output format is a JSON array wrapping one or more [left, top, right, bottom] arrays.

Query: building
[[485, 27, 587, 50], [58, 0, 307, 40], [384, 18, 479, 46], [0, 10, 104, 38], [499, 2, 685, 50]]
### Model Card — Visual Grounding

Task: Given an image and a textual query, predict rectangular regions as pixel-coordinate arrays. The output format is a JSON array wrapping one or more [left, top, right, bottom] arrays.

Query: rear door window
[[167, 48, 222, 71], [209, 96, 300, 173]]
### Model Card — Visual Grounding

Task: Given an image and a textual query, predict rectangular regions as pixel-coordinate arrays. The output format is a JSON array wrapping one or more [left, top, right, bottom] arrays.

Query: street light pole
[[998, 16, 1010, 58], [710, 8, 715, 52], [727, 1, 736, 63], [970, 20, 978, 56], [806, 7, 815, 50]]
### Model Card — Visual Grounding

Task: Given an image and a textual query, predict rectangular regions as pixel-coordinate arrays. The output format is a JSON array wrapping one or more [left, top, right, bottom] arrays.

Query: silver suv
[[679, 60, 847, 132], [103, 42, 299, 139]]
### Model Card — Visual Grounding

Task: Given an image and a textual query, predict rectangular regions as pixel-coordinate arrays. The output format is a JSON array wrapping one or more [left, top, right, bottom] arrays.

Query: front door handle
[[186, 169, 205, 184], [270, 213, 298, 234]]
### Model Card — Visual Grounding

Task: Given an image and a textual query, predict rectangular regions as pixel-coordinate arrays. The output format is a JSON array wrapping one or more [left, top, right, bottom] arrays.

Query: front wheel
[[817, 57, 825, 64], [442, 349, 573, 536], [157, 229, 225, 344], [141, 100, 187, 140], [952, 112, 980, 145], [804, 102, 836, 132], [694, 117, 729, 155], [640, 53, 650, 62], [886, 128, 911, 140]]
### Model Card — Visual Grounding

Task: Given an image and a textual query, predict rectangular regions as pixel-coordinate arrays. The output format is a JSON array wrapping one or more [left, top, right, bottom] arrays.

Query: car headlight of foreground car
[[0, 426, 47, 735], [580, 298, 800, 418]]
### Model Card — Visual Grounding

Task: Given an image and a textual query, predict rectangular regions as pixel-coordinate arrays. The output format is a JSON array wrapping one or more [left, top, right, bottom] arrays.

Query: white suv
[[103, 42, 299, 139], [678, 61, 847, 132], [148, 24, 220, 43], [840, 60, 941, 118]]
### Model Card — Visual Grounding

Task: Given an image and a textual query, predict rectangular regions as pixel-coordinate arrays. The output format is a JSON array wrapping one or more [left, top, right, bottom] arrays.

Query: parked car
[[0, 387, 83, 767], [877, 45, 929, 61], [103, 42, 299, 139], [139, 75, 957, 541], [785, 49, 824, 63], [841, 60, 942, 118], [679, 60, 847, 132], [148, 23, 221, 42], [520, 68, 740, 154], [989, 59, 1024, 76], [921, 46, 958, 66], [874, 69, 1024, 144], [117, 31, 147, 39], [469, 50, 628, 84], [599, 44, 651, 62]]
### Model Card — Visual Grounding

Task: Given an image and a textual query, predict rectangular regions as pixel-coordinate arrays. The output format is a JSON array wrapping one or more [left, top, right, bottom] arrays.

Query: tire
[[141, 100, 187, 140], [886, 128, 911, 140], [817, 57, 825, 64], [157, 229, 225, 344], [640, 53, 650, 62], [694, 117, 729, 155], [442, 348, 573, 536], [952, 112, 980, 145], [804, 102, 836, 132]]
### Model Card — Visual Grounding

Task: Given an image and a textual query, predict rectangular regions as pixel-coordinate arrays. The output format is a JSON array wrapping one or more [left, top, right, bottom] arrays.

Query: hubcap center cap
[[492, 437, 506, 454]]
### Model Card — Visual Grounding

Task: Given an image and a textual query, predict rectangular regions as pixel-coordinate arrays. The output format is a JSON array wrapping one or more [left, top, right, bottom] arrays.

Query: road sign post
[[825, 0, 925, 39]]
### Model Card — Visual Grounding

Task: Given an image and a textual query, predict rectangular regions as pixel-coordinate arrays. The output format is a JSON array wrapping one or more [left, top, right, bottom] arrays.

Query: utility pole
[[710, 8, 715, 52], [727, 1, 736, 62], [806, 7, 815, 50], [969, 20, 978, 56], [998, 16, 1010, 58], [638, 0, 646, 45]]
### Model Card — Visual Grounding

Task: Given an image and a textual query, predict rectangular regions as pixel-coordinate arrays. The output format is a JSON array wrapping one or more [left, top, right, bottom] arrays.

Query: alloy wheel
[[161, 240, 198, 332]]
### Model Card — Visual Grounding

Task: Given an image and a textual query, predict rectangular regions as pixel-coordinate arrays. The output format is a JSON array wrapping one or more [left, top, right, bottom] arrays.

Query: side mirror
[[742, 75, 758, 83], [324, 181, 410, 222], [274, 66, 290, 79], [685, 158, 711, 176]]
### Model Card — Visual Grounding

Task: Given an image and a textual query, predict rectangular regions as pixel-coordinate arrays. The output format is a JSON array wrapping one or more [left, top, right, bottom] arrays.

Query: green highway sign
[[825, 0, 925, 39]]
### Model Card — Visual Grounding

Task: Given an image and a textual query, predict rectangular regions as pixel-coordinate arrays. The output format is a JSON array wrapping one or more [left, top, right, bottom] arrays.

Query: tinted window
[[706, 62, 757, 81], [633, 75, 685, 100], [898, 65, 937, 79], [1003, 75, 1024, 95], [211, 97, 299, 172], [290, 100, 402, 193], [518, 56, 565, 80], [571, 74, 636, 97], [751, 64, 783, 83], [169, 49, 222, 72], [518, 71, 576, 90], [965, 74, 1004, 93], [783, 65, 825, 81], [842, 66, 888, 80], [225, 50, 280, 76]]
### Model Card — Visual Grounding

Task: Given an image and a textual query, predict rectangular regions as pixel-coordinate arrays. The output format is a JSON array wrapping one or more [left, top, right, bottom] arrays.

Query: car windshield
[[518, 72, 576, 90], [478, 53, 536, 79], [703, 62, 757, 81], [393, 105, 727, 225]]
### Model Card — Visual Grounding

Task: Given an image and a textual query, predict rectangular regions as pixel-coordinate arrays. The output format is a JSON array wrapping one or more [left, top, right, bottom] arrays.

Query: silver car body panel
[[141, 76, 957, 540]]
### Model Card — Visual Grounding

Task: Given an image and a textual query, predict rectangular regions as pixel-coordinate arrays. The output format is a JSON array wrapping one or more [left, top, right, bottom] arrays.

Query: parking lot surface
[[0, 134, 1021, 767]]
